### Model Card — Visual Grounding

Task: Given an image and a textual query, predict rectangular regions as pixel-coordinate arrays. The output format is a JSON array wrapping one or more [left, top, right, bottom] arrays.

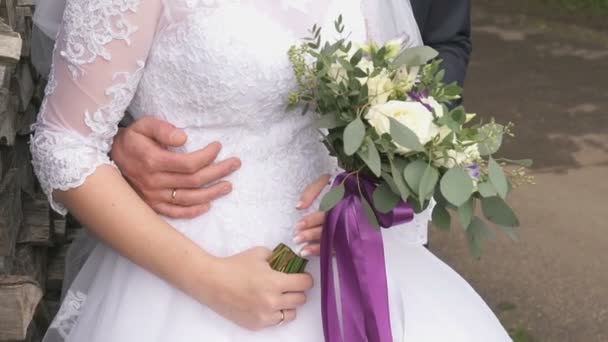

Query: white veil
[[31, 0, 66, 78], [30, 0, 422, 77]]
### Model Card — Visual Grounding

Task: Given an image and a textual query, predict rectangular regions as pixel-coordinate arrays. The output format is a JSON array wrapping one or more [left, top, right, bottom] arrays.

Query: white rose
[[420, 96, 444, 118], [420, 96, 450, 141], [365, 100, 439, 154]]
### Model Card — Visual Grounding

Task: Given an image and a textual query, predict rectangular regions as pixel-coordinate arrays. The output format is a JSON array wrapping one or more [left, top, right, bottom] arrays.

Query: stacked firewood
[[1, 1, 77, 341]]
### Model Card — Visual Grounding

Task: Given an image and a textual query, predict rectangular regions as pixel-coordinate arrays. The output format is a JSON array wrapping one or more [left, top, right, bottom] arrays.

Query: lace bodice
[[31, 0, 429, 247]]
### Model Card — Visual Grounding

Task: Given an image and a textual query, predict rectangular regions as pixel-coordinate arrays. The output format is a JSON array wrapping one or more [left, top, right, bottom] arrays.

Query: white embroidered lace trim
[[85, 60, 145, 152], [31, 61, 145, 215], [49, 290, 87, 339], [59, 0, 141, 79]]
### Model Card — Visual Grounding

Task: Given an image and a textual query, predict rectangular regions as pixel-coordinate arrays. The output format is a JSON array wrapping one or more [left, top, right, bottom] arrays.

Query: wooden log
[[0, 62, 12, 89], [0, 30, 21, 64], [18, 192, 52, 246], [0, 255, 12, 274], [16, 0, 35, 7], [46, 244, 67, 293], [13, 244, 46, 290], [15, 60, 33, 111], [0, 90, 19, 146], [1, 0, 17, 30], [51, 216, 66, 245], [0, 275, 42, 341], [14, 135, 35, 196], [0, 168, 22, 257], [15, 101, 36, 136], [14, 6, 31, 58]]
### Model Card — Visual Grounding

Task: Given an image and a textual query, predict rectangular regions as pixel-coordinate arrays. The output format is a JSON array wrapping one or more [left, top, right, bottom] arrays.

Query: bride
[[30, 0, 512, 341]]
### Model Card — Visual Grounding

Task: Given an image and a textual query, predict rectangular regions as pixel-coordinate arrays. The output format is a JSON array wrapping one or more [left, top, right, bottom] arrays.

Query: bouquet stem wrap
[[321, 173, 414, 342]]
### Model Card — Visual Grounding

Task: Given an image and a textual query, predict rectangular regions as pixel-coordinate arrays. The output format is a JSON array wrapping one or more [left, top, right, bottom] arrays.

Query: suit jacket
[[410, 0, 472, 89]]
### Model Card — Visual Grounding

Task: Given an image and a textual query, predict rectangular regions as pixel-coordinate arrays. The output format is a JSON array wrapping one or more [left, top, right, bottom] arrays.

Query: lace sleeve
[[30, 0, 164, 215]]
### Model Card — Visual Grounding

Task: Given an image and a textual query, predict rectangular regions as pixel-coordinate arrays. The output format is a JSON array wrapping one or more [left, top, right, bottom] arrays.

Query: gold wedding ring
[[277, 309, 285, 327], [171, 189, 178, 203]]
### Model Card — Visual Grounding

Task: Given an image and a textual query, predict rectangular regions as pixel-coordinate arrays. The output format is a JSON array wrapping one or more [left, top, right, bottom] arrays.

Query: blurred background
[[0, 0, 607, 341], [431, 1, 608, 341]]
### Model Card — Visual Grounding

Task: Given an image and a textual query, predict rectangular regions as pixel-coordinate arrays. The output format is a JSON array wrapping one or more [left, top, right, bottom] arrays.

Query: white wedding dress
[[30, 0, 512, 341]]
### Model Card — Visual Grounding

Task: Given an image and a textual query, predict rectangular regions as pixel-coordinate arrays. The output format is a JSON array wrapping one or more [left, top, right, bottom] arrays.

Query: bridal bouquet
[[277, 16, 532, 341]]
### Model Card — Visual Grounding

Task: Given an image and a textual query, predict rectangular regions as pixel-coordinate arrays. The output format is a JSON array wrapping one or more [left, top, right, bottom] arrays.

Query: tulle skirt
[[43, 211, 511, 342]]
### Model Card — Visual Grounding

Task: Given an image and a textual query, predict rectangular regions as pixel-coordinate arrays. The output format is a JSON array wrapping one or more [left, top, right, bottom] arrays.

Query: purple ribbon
[[321, 173, 414, 342]]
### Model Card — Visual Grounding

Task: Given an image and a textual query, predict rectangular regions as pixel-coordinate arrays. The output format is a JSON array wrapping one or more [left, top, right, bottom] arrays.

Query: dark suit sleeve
[[418, 0, 472, 89]]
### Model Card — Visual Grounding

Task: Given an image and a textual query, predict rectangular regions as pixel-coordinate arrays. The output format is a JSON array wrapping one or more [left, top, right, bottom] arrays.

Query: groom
[[110, 0, 472, 219], [62, 0, 472, 291]]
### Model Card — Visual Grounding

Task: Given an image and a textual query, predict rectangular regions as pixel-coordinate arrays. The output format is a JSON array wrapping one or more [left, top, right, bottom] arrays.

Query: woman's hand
[[293, 175, 332, 257], [201, 247, 314, 331]]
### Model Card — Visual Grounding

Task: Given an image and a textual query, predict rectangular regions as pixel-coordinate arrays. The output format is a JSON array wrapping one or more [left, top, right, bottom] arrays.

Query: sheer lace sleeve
[[30, 0, 164, 214]]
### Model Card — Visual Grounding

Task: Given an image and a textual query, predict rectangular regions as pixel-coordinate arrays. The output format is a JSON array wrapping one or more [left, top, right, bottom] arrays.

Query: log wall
[[1, 1, 77, 341]]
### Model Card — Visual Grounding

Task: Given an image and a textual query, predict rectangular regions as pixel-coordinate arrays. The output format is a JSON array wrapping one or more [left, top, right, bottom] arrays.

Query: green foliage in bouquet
[[286, 16, 534, 258]]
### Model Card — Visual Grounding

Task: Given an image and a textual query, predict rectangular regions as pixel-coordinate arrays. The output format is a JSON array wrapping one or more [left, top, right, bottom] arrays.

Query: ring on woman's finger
[[171, 188, 178, 204]]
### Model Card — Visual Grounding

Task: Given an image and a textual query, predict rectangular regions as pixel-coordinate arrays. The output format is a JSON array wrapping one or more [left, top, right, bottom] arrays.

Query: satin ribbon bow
[[321, 172, 414, 342]]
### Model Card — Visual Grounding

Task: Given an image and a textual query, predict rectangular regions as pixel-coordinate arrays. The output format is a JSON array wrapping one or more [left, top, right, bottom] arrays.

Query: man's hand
[[111, 116, 241, 218], [293, 175, 331, 257]]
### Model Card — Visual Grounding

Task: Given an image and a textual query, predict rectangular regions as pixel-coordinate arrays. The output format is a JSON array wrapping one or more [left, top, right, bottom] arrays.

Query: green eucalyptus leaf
[[350, 49, 363, 66], [440, 167, 475, 207], [389, 117, 425, 152], [382, 171, 400, 195], [478, 123, 504, 156], [478, 182, 498, 198], [316, 113, 347, 129], [498, 225, 519, 241], [391, 46, 439, 68], [457, 198, 474, 230], [360, 140, 382, 177], [353, 67, 368, 78], [337, 57, 354, 71], [450, 107, 466, 125], [432, 205, 451, 231], [373, 182, 401, 214], [403, 160, 427, 195], [466, 217, 488, 259], [481, 196, 520, 227], [419, 164, 440, 200], [361, 196, 380, 229], [319, 184, 345, 211], [343, 118, 366, 156], [390, 158, 411, 201], [488, 157, 509, 199]]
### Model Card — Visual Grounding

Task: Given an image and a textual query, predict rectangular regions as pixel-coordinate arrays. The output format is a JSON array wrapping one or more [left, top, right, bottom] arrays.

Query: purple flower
[[466, 164, 481, 180]]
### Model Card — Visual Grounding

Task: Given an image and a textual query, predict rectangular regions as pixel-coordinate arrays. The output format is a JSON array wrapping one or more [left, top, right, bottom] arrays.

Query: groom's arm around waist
[[412, 0, 472, 94]]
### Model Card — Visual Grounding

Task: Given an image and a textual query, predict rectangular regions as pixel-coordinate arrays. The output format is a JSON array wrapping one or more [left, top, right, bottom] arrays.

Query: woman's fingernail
[[170, 130, 187, 144], [295, 221, 305, 230], [296, 201, 304, 209], [293, 235, 304, 244], [300, 249, 311, 257]]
